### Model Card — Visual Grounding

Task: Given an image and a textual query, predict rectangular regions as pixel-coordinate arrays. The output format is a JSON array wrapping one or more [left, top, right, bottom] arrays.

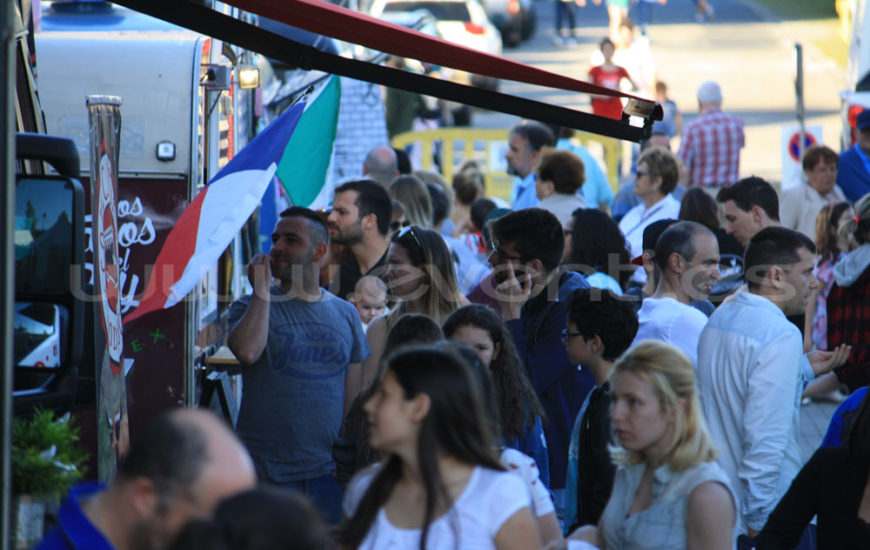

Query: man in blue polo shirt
[[37, 409, 256, 550], [838, 109, 870, 203], [507, 121, 556, 210]]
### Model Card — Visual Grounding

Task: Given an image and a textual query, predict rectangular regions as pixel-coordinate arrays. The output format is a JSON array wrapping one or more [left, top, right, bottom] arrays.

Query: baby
[[349, 275, 388, 330]]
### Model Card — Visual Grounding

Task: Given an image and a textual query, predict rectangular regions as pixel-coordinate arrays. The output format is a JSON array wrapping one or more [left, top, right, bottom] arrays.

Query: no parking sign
[[781, 125, 822, 190]]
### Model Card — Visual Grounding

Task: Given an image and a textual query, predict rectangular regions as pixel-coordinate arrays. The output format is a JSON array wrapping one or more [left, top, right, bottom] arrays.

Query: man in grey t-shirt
[[228, 206, 369, 525]]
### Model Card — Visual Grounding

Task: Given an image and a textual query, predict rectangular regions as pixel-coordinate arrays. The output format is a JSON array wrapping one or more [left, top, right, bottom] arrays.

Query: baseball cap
[[631, 218, 679, 265], [858, 109, 870, 132]]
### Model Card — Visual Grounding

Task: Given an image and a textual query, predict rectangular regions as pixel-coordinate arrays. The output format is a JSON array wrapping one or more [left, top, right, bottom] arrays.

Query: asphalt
[[474, 0, 844, 461], [475, 0, 845, 187]]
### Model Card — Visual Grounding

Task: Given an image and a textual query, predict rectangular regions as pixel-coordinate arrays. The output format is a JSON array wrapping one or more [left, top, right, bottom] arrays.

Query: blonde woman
[[570, 340, 735, 550], [390, 175, 433, 229], [361, 226, 465, 387]]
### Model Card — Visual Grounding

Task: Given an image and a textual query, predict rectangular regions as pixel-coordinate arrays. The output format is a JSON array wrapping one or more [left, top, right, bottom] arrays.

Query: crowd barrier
[[392, 127, 622, 202]]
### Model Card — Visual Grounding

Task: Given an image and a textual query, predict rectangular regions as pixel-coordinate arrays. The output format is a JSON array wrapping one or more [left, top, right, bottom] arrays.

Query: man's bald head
[[116, 409, 255, 550], [363, 145, 399, 187]]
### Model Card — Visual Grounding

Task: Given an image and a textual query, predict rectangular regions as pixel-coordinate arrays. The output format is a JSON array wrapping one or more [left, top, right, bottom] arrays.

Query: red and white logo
[[96, 147, 123, 374]]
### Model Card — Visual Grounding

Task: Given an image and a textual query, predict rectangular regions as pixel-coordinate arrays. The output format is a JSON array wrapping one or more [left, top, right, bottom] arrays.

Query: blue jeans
[[554, 0, 576, 34], [281, 473, 344, 525], [635, 1, 655, 34]]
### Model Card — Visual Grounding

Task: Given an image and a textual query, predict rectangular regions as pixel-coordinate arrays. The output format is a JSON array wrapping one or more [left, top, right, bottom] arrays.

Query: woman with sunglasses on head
[[569, 340, 735, 550], [442, 305, 550, 490], [340, 346, 542, 550], [360, 225, 465, 388]]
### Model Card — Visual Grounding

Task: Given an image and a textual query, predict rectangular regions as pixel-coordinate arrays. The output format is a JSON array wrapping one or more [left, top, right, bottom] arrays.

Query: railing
[[392, 127, 623, 202]]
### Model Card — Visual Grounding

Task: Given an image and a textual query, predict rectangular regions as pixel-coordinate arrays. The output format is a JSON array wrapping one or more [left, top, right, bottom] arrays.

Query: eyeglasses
[[390, 219, 411, 232], [636, 170, 650, 178], [397, 225, 423, 253], [488, 241, 524, 263], [560, 328, 582, 344]]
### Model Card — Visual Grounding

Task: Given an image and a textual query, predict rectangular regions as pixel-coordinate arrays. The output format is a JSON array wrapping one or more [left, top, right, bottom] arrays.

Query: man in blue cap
[[838, 108, 870, 203]]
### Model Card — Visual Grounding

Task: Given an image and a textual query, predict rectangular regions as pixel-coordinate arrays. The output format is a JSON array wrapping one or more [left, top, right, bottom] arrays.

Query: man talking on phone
[[488, 207, 594, 524]]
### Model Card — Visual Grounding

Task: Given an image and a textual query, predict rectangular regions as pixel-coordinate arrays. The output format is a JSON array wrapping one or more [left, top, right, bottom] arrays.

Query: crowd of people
[[38, 40, 870, 550]]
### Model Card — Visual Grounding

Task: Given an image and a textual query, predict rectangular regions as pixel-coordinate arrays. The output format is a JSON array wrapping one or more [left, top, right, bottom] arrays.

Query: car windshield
[[383, 2, 471, 22]]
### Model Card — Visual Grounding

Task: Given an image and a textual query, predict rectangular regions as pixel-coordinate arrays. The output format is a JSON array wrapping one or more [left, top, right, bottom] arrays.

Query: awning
[[112, 0, 661, 141]]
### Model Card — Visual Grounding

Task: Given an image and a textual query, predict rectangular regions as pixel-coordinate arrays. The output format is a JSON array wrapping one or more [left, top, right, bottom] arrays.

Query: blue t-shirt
[[229, 287, 370, 483], [36, 483, 114, 550], [821, 386, 868, 448]]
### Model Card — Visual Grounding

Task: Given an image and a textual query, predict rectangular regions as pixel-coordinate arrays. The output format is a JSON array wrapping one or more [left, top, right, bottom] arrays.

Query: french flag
[[122, 97, 307, 324]]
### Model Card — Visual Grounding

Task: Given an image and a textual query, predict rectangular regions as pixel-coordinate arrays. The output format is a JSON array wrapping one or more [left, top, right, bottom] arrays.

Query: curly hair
[[442, 305, 547, 442]]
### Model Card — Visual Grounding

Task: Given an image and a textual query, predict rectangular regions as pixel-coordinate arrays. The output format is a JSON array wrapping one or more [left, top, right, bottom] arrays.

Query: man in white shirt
[[633, 221, 720, 366], [697, 227, 819, 540]]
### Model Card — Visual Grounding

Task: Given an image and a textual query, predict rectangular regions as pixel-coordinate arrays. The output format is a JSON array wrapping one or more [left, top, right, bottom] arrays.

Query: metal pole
[[0, 0, 17, 549], [795, 43, 806, 162]]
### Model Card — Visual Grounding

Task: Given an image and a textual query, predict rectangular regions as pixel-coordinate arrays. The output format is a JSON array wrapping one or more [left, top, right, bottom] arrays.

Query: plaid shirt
[[827, 268, 870, 392], [678, 108, 745, 187]]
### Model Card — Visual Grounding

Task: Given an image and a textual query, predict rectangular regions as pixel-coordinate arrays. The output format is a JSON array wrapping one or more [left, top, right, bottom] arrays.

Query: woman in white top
[[617, 147, 682, 284], [341, 346, 541, 550], [535, 148, 587, 228], [569, 341, 735, 550]]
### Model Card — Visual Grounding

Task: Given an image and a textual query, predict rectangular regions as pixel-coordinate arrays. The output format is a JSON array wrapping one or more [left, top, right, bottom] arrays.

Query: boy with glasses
[[562, 288, 638, 533]]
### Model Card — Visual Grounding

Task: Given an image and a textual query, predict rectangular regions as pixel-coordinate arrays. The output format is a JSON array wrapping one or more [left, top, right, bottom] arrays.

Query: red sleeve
[[619, 66, 630, 79], [588, 65, 600, 82]]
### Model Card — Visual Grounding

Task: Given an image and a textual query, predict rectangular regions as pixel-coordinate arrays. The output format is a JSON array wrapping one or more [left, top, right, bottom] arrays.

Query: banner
[[87, 95, 130, 481]]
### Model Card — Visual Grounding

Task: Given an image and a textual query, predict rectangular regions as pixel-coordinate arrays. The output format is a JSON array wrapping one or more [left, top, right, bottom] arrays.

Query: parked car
[[483, 0, 536, 48], [370, 0, 502, 90]]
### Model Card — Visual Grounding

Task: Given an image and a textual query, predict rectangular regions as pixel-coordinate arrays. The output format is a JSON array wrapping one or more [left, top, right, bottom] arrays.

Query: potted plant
[[11, 409, 88, 549]]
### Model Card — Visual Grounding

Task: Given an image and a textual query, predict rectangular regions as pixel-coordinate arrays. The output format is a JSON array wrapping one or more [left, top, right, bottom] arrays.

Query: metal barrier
[[392, 127, 623, 202]]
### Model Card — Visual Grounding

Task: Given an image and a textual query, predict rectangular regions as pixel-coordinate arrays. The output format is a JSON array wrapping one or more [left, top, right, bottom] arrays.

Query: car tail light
[[464, 22, 486, 34], [508, 0, 520, 14]]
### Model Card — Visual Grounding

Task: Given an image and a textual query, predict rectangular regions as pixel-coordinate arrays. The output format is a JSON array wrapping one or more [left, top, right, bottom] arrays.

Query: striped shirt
[[678, 108, 745, 187]]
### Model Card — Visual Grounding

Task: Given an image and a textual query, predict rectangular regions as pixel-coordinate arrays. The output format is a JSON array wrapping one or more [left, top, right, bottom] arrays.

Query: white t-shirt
[[634, 297, 708, 367], [344, 464, 531, 549], [499, 447, 554, 517]]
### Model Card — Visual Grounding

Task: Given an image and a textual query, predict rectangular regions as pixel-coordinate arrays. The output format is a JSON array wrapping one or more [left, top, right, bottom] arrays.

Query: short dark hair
[[802, 144, 838, 173], [334, 179, 393, 236], [393, 147, 412, 175], [537, 148, 585, 195], [716, 176, 780, 222], [679, 187, 719, 232], [566, 288, 638, 361], [279, 206, 328, 246], [744, 226, 816, 291], [470, 198, 497, 232], [426, 182, 450, 227], [653, 221, 713, 272], [383, 313, 445, 357], [510, 121, 555, 153], [117, 411, 209, 509], [599, 37, 614, 50], [170, 487, 327, 550], [491, 208, 564, 272]]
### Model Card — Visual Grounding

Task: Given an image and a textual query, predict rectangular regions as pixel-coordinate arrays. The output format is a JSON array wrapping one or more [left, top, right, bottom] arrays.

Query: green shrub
[[12, 409, 88, 500]]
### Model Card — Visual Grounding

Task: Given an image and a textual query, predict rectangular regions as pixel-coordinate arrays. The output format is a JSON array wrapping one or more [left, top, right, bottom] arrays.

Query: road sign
[[781, 125, 822, 190]]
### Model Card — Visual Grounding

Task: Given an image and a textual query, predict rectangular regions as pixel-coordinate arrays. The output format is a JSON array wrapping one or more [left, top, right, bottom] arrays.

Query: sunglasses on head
[[397, 225, 424, 252], [390, 219, 411, 232]]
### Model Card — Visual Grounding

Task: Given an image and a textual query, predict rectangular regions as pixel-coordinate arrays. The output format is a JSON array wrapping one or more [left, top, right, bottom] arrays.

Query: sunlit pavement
[[472, 0, 845, 460], [474, 0, 844, 190]]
